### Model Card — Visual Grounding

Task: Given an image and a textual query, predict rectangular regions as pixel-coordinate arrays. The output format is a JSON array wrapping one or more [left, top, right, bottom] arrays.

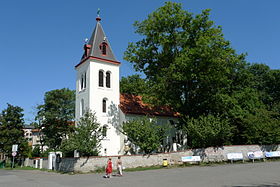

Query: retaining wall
[[26, 144, 280, 173]]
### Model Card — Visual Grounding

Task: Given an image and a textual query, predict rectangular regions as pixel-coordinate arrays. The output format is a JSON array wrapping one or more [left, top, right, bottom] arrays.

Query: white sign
[[12, 152, 17, 157], [265, 151, 280, 158], [247, 151, 264, 159], [181, 156, 201, 162], [12, 144, 18, 152], [227, 153, 243, 160]]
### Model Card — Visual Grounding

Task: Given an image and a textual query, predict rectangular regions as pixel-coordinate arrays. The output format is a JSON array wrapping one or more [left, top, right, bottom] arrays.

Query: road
[[0, 161, 280, 187]]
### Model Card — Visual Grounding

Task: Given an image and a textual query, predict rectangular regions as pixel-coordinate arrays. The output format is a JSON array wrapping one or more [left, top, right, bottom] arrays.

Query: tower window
[[81, 75, 84, 90], [99, 70, 104, 87], [100, 42, 107, 55], [80, 99, 85, 116], [80, 72, 86, 90], [102, 99, 107, 113], [84, 72, 86, 88], [106, 71, 111, 88]]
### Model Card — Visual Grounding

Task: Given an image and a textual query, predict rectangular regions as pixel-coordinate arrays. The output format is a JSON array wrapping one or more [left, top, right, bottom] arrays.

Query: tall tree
[[124, 2, 247, 118], [0, 104, 26, 156], [60, 111, 103, 156], [36, 88, 75, 149]]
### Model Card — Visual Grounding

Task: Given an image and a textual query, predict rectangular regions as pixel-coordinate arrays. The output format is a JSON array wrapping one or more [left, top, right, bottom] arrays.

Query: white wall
[[75, 61, 90, 121]]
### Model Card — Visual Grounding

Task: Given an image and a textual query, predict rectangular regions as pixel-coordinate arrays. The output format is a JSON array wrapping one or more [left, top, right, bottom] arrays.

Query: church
[[75, 15, 178, 156]]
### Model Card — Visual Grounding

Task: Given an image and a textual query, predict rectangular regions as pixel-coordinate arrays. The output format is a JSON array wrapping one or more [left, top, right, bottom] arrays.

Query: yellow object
[[162, 159, 168, 167]]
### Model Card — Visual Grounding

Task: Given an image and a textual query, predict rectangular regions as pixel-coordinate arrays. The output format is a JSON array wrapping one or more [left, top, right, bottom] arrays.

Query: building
[[75, 15, 179, 156], [23, 125, 34, 146], [23, 125, 47, 151]]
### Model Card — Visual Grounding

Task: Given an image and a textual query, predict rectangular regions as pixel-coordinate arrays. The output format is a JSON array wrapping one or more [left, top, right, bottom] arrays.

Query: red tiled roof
[[120, 94, 179, 117]]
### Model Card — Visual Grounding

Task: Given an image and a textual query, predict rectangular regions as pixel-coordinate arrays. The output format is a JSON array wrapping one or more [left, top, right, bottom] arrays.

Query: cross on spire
[[97, 8, 100, 17]]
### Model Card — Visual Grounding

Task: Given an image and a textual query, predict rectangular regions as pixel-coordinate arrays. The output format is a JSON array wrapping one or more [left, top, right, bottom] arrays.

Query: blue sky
[[1, 0, 279, 123]]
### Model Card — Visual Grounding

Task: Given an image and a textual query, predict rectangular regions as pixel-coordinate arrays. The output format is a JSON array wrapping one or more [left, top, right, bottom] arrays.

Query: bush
[[184, 115, 233, 148]]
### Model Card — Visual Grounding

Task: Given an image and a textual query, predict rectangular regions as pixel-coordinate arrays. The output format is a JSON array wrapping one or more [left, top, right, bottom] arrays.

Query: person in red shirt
[[104, 158, 112, 178]]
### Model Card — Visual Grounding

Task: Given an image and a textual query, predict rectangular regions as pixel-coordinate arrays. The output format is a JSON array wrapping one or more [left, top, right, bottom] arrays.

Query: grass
[[0, 166, 39, 170]]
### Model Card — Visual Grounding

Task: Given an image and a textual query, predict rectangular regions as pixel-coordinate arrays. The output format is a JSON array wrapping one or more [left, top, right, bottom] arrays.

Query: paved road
[[1, 162, 280, 187]]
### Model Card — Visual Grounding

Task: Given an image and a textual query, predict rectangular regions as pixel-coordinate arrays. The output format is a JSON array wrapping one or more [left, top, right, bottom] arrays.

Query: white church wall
[[88, 59, 121, 156], [75, 61, 90, 121]]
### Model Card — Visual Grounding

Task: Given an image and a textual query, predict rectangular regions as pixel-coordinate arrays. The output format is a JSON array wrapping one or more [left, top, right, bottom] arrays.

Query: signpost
[[11, 144, 18, 168], [12, 145, 18, 152]]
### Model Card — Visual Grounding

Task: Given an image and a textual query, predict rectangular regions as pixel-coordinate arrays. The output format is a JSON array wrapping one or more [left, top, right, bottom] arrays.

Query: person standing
[[116, 156, 123, 176], [105, 158, 112, 178]]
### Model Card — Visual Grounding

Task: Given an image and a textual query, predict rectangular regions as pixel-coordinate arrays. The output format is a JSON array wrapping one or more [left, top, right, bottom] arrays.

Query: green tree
[[31, 145, 41, 157], [124, 2, 247, 118], [120, 74, 149, 96], [60, 111, 103, 157], [248, 63, 270, 91], [36, 88, 75, 149], [19, 141, 32, 158], [242, 108, 280, 145], [122, 117, 167, 154], [184, 115, 233, 148], [0, 104, 26, 156], [265, 69, 280, 111]]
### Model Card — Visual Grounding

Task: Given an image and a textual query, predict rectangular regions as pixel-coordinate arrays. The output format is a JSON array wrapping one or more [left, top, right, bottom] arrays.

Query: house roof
[[76, 17, 120, 68], [31, 129, 40, 133], [120, 94, 179, 117]]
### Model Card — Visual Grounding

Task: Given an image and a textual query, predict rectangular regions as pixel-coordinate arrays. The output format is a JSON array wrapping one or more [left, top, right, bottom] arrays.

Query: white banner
[[181, 156, 201, 162], [227, 152, 243, 160], [265, 151, 280, 158], [247, 151, 264, 159]]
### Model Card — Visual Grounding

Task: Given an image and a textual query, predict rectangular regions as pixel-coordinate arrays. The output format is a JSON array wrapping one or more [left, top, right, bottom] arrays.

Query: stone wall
[[26, 144, 280, 173]]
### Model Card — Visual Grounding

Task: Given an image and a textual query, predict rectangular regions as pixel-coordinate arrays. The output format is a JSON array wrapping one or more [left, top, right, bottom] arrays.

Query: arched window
[[106, 71, 111, 88], [80, 74, 84, 90], [80, 99, 85, 116], [99, 70, 104, 87], [102, 99, 107, 113], [84, 72, 86, 88], [80, 72, 86, 90], [101, 42, 107, 55]]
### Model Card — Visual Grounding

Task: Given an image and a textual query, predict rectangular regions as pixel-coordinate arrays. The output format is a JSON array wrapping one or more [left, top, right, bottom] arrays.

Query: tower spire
[[76, 10, 120, 68]]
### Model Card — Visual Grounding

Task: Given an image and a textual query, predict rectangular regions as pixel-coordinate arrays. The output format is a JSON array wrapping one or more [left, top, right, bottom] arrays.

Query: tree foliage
[[120, 74, 149, 96], [124, 2, 247, 118], [122, 117, 170, 154], [124, 2, 280, 148], [184, 115, 233, 148], [242, 108, 280, 145], [36, 88, 75, 149], [0, 104, 27, 156], [60, 111, 103, 157]]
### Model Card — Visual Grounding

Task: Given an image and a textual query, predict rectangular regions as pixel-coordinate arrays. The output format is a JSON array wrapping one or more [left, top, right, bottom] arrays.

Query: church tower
[[75, 15, 122, 156]]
